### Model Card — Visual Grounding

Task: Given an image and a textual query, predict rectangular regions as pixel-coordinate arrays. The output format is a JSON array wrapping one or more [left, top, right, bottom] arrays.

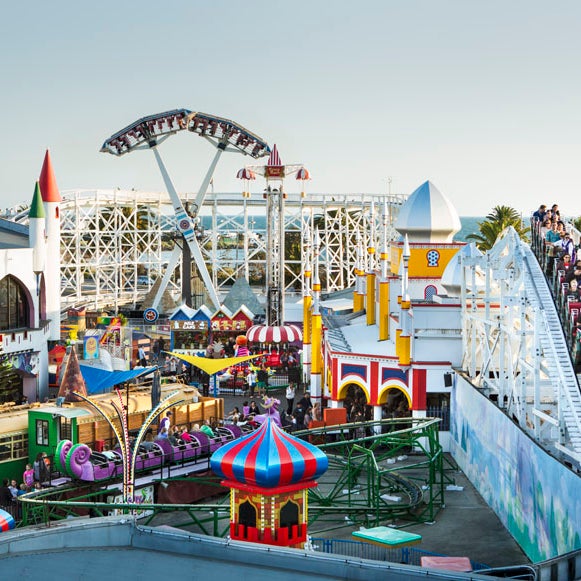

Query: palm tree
[[467, 205, 530, 251]]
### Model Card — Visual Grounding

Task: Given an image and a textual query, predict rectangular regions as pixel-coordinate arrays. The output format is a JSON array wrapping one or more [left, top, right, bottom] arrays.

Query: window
[[0, 276, 30, 331], [59, 416, 72, 441], [36, 419, 49, 446], [0, 431, 28, 462]]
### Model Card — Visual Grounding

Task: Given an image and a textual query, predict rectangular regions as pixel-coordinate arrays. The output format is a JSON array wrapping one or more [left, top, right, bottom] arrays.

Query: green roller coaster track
[[18, 416, 459, 536]]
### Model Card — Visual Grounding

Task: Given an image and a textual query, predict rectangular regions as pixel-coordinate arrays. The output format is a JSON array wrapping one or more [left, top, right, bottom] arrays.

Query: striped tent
[[211, 417, 328, 488], [246, 324, 302, 344], [0, 508, 15, 532]]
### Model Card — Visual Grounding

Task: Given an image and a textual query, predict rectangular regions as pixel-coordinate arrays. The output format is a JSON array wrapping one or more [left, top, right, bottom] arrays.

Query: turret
[[39, 150, 62, 341], [28, 181, 46, 288]]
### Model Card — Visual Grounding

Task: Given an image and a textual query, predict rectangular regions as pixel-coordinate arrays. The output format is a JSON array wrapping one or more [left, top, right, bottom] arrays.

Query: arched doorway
[[343, 383, 371, 422], [239, 500, 257, 528], [381, 388, 410, 419], [280, 499, 299, 530]]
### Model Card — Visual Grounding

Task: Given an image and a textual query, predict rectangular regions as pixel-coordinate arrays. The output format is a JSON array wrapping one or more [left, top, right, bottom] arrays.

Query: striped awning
[[246, 324, 302, 344]]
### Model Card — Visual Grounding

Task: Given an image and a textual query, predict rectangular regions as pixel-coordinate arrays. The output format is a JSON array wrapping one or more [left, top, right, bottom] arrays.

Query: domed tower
[[441, 242, 483, 297], [211, 418, 328, 548], [395, 180, 461, 243], [391, 180, 462, 281]]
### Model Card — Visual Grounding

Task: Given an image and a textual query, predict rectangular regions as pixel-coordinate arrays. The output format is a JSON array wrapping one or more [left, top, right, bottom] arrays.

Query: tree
[[466, 205, 530, 251]]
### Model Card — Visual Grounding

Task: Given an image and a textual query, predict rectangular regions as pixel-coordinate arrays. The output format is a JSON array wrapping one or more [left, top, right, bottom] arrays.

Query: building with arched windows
[[0, 152, 62, 403], [315, 181, 466, 450]]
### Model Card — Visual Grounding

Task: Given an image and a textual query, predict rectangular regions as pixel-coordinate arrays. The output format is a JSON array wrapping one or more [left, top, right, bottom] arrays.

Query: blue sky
[[1, 1, 580, 216]]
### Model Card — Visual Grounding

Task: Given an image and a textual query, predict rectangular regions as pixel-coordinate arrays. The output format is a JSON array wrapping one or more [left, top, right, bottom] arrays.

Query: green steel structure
[[18, 417, 455, 535]]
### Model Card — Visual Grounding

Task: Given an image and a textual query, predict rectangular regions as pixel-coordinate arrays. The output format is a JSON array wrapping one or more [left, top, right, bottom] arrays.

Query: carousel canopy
[[246, 324, 302, 344], [211, 417, 328, 488], [0, 508, 16, 532]]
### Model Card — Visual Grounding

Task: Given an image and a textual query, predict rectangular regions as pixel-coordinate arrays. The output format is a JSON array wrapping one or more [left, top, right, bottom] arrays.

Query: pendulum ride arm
[[152, 147, 221, 310]]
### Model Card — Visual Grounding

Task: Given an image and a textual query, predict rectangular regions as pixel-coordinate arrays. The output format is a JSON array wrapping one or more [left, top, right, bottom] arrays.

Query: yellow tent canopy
[[166, 351, 261, 376]]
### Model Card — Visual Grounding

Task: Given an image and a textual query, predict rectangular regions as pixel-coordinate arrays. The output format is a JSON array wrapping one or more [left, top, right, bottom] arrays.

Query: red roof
[[39, 149, 62, 203]]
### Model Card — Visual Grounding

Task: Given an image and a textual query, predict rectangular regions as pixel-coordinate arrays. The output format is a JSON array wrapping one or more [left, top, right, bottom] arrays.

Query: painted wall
[[450, 374, 581, 562]]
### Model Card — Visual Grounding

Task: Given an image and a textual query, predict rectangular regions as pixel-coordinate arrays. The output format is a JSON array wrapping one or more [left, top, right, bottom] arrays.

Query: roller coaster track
[[18, 417, 449, 533]]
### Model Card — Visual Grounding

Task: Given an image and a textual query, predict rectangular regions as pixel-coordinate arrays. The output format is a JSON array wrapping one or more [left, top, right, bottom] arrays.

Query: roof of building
[[38, 149, 62, 203], [395, 181, 461, 243], [222, 277, 264, 316], [441, 243, 483, 297], [29, 182, 45, 219], [0, 217, 29, 249]]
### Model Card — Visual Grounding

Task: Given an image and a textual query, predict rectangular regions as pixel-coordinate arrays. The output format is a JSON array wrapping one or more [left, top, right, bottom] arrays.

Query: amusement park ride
[[101, 109, 271, 311]]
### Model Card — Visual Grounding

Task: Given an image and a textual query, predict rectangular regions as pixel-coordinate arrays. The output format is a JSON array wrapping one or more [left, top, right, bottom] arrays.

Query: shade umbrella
[[246, 324, 302, 344], [165, 351, 262, 396]]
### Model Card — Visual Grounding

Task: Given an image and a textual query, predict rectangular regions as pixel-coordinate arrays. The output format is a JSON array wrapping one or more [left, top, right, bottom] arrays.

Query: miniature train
[[0, 382, 223, 484], [55, 423, 252, 483]]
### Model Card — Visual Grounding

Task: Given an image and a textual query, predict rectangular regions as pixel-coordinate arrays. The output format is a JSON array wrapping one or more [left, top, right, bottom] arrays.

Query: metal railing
[[310, 537, 489, 570]]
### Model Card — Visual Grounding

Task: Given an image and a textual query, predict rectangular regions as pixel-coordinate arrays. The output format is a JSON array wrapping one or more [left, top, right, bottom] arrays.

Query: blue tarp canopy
[[79, 365, 156, 395]]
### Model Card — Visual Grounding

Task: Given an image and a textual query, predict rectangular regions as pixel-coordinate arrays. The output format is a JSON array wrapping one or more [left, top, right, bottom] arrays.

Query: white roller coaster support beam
[[193, 146, 224, 212], [152, 147, 221, 309], [152, 247, 182, 311]]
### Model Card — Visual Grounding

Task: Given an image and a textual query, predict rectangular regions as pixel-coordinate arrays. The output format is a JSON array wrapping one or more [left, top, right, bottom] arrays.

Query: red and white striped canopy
[[246, 324, 302, 344], [296, 167, 310, 180], [267, 144, 282, 167], [236, 168, 256, 180]]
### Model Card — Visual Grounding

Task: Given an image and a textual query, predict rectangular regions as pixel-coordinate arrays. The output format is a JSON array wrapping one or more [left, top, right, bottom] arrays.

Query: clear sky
[[2, 0, 580, 216]]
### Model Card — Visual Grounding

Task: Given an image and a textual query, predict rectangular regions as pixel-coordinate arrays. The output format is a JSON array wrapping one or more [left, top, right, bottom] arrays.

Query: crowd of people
[[0, 452, 50, 513], [222, 383, 318, 432], [531, 203, 581, 363]]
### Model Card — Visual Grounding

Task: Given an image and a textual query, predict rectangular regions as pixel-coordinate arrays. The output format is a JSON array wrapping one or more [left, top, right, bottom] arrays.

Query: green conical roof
[[29, 182, 45, 219]]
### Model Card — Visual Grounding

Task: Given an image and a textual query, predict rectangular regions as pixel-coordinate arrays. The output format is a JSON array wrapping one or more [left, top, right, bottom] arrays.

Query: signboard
[[83, 336, 99, 360], [172, 320, 208, 330], [210, 320, 247, 331], [143, 308, 159, 323]]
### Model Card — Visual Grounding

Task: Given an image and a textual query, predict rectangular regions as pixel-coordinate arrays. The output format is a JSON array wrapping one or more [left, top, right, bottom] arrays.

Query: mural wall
[[450, 375, 581, 563]]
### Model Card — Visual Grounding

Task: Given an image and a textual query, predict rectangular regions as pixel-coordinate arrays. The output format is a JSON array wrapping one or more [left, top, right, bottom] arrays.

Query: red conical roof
[[39, 150, 62, 203]]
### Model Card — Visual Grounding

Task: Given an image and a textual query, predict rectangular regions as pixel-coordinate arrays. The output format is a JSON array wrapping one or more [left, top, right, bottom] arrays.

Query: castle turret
[[28, 181, 46, 287], [39, 150, 62, 341]]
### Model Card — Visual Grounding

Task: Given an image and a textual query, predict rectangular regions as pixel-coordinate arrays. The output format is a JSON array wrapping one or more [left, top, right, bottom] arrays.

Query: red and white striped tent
[[246, 324, 302, 344]]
